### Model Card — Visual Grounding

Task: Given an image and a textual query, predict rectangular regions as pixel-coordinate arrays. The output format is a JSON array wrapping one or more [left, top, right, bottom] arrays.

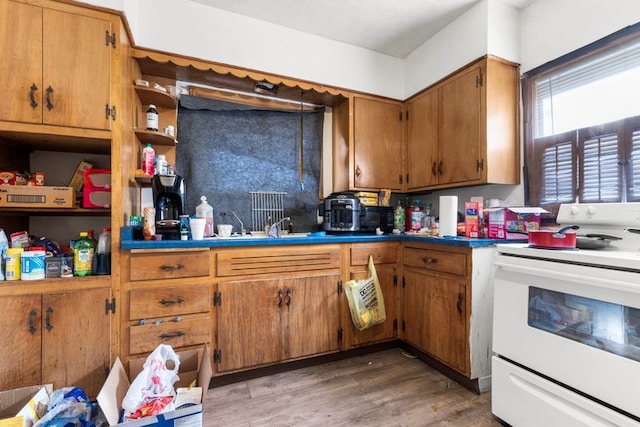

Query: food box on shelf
[[68, 161, 94, 193], [486, 207, 548, 239], [97, 345, 212, 427], [83, 169, 111, 208], [0, 186, 74, 208]]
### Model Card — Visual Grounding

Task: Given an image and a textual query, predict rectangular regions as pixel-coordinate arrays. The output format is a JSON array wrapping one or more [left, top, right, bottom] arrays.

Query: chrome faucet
[[224, 210, 246, 235], [267, 216, 291, 238]]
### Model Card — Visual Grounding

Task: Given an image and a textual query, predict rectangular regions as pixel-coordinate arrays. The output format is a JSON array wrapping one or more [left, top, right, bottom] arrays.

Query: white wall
[[520, 0, 640, 73]]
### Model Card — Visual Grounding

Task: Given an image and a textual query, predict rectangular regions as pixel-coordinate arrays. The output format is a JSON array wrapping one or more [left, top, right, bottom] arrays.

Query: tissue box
[[487, 207, 548, 239], [83, 169, 111, 208]]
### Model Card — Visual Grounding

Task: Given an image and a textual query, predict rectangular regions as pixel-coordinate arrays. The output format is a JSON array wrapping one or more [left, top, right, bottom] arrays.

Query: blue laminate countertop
[[120, 227, 503, 250]]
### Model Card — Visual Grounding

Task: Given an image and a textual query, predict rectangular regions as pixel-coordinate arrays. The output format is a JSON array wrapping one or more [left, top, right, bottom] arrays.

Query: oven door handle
[[495, 261, 640, 293]]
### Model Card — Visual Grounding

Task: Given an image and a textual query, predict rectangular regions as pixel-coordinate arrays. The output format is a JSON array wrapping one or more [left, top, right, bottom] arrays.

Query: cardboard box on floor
[[0, 384, 53, 426], [97, 345, 212, 427]]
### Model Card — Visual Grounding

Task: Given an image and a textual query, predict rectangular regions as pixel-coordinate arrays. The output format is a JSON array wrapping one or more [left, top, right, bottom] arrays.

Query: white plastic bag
[[121, 344, 181, 419], [344, 255, 386, 331]]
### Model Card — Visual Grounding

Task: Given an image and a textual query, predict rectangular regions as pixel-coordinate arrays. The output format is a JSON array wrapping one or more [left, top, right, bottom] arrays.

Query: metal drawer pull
[[159, 297, 185, 305], [159, 331, 185, 339], [285, 288, 292, 308], [456, 294, 464, 314], [45, 86, 54, 111], [277, 289, 283, 308], [29, 84, 38, 108], [422, 257, 438, 264], [45, 306, 54, 331], [28, 309, 38, 335], [159, 264, 185, 271], [153, 316, 183, 326]]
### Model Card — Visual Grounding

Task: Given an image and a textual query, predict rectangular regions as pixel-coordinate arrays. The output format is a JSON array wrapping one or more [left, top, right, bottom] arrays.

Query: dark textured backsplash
[[176, 95, 324, 234]]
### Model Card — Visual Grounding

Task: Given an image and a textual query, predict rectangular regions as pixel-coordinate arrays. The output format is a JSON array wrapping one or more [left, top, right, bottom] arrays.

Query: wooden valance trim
[[131, 48, 352, 106]]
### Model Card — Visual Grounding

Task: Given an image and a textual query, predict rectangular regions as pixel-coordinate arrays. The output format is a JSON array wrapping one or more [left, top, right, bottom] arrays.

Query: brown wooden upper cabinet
[[0, 0, 113, 130], [405, 56, 520, 191], [333, 96, 404, 192]]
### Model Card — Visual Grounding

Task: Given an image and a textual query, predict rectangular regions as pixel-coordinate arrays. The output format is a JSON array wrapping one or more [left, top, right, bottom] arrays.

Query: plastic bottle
[[410, 200, 424, 232], [156, 154, 168, 175], [196, 196, 214, 237], [97, 228, 111, 254], [393, 200, 405, 232], [142, 143, 155, 176], [5, 247, 23, 281], [146, 104, 159, 131], [0, 228, 7, 281], [73, 231, 94, 276]]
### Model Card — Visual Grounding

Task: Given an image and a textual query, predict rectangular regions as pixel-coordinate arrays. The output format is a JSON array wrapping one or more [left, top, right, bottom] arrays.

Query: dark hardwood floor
[[203, 348, 502, 426]]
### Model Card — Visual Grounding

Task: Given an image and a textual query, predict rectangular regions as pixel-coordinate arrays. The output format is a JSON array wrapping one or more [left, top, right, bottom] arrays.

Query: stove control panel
[[558, 202, 640, 226]]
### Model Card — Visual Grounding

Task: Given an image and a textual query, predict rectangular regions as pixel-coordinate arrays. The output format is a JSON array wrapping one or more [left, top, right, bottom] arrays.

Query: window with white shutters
[[524, 23, 640, 214]]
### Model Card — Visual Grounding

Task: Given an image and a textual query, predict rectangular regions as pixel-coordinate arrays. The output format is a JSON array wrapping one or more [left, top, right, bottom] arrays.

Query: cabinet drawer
[[403, 248, 467, 276], [351, 244, 397, 265], [129, 316, 210, 355], [129, 285, 211, 320], [217, 245, 340, 277], [129, 250, 210, 281]]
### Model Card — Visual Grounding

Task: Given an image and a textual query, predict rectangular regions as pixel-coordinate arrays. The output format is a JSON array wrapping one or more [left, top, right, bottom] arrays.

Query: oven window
[[528, 287, 640, 362]]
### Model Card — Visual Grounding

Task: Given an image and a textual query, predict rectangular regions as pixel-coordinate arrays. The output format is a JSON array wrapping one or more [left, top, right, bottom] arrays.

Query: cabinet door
[[402, 270, 429, 352], [406, 89, 438, 190], [353, 97, 403, 190], [285, 273, 341, 359], [439, 65, 482, 185], [216, 279, 284, 373], [424, 275, 467, 373], [0, 1, 43, 124], [41, 288, 111, 397], [345, 264, 397, 348], [43, 8, 112, 130], [0, 295, 42, 389]]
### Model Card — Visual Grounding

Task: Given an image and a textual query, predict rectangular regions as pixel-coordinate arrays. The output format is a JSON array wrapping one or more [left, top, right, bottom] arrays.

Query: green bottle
[[73, 231, 94, 276]]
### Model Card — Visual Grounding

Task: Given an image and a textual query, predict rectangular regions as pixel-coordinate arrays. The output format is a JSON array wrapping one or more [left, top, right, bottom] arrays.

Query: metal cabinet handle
[[431, 162, 437, 177], [159, 331, 185, 339], [456, 294, 464, 314], [45, 306, 54, 331], [159, 264, 185, 271], [284, 288, 292, 308], [277, 289, 283, 308], [28, 309, 38, 335], [29, 84, 38, 109], [159, 297, 185, 306], [355, 165, 362, 178], [45, 86, 54, 111], [438, 161, 443, 176], [422, 257, 438, 264]]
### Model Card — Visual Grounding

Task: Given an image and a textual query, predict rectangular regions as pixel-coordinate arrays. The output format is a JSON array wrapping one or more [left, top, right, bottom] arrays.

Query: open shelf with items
[[134, 86, 177, 109], [134, 129, 176, 146]]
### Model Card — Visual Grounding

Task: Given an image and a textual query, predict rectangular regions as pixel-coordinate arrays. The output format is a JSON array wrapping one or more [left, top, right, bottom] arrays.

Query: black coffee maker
[[152, 174, 185, 240]]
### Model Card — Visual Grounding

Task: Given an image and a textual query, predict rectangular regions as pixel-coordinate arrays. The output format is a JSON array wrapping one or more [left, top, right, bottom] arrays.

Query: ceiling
[[189, 0, 535, 58]]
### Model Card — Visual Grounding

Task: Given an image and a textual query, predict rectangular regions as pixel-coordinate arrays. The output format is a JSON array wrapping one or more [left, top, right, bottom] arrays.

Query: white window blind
[[534, 37, 640, 138], [525, 25, 640, 212]]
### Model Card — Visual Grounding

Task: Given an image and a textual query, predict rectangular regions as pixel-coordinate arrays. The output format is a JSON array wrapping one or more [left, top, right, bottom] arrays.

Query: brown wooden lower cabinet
[[401, 243, 495, 392], [214, 244, 342, 374], [342, 242, 399, 349], [0, 286, 111, 397], [215, 273, 341, 373], [120, 248, 213, 373]]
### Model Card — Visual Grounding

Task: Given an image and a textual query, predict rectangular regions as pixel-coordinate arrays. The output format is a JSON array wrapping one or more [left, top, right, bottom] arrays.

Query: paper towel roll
[[439, 196, 458, 237]]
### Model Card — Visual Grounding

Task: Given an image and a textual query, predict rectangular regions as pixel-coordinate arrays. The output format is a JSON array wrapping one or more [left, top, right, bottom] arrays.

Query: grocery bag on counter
[[121, 344, 180, 420], [344, 255, 386, 331]]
